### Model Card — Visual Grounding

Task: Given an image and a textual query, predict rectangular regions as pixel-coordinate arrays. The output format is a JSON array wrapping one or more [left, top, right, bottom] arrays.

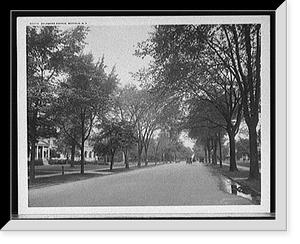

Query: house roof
[[36, 139, 49, 147]]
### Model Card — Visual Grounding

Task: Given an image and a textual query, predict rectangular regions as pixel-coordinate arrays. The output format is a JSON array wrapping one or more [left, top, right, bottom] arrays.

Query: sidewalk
[[33, 165, 123, 179], [222, 162, 261, 173], [31, 162, 141, 179], [29, 161, 167, 188], [32, 162, 169, 178]]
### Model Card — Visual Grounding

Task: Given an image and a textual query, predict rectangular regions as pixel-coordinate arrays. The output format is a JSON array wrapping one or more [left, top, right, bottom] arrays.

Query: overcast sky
[[83, 25, 153, 87]]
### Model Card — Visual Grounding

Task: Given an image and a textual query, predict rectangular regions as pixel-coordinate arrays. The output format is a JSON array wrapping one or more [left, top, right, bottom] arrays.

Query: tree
[[186, 98, 227, 167], [236, 137, 250, 161], [204, 24, 261, 179], [134, 24, 251, 172], [54, 54, 118, 174], [55, 126, 81, 167], [228, 25, 261, 179], [111, 85, 146, 167], [110, 87, 138, 168], [94, 120, 137, 170], [94, 121, 120, 171], [27, 25, 88, 182], [138, 92, 183, 166], [155, 122, 184, 164], [189, 24, 260, 178], [117, 120, 137, 169], [193, 140, 205, 162], [114, 85, 181, 167], [144, 137, 160, 163]]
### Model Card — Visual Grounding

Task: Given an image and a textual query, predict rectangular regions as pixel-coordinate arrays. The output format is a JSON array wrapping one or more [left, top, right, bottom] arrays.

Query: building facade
[[28, 137, 97, 165]]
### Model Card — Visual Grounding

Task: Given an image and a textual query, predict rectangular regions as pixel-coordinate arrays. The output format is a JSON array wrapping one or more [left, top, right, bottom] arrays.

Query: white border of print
[[17, 10, 276, 223]]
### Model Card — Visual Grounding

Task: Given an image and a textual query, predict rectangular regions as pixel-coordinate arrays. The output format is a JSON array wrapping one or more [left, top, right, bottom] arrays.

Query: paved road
[[29, 162, 254, 207]]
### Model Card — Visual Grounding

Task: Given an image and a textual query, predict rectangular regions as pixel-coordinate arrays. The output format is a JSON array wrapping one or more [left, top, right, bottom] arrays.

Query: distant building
[[28, 137, 97, 165]]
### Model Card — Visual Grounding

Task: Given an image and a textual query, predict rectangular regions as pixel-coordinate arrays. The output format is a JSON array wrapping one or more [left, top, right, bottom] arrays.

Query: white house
[[27, 138, 55, 165], [28, 137, 97, 165]]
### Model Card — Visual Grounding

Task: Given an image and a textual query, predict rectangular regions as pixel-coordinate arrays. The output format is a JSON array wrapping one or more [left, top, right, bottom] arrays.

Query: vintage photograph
[[16, 15, 273, 219]]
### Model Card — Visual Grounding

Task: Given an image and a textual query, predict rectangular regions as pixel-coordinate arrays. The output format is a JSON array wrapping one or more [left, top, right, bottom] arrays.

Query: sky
[[83, 25, 153, 87], [83, 25, 195, 150]]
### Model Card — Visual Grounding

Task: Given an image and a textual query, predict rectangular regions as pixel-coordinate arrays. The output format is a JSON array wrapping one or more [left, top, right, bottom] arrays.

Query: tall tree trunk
[[144, 150, 148, 166], [218, 133, 223, 168], [124, 148, 129, 169], [169, 153, 172, 164], [29, 109, 38, 183], [29, 138, 36, 182], [244, 25, 260, 180], [80, 143, 85, 174], [235, 24, 260, 178], [154, 155, 158, 165], [137, 142, 143, 167], [212, 138, 217, 165], [228, 130, 238, 171], [154, 140, 161, 165], [144, 144, 149, 166], [110, 149, 115, 170], [204, 147, 208, 163], [212, 149, 216, 164], [248, 124, 260, 179], [70, 141, 75, 168], [80, 116, 85, 174]]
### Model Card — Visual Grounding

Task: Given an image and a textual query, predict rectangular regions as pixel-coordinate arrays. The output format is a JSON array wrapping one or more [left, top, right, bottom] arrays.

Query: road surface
[[29, 162, 254, 207]]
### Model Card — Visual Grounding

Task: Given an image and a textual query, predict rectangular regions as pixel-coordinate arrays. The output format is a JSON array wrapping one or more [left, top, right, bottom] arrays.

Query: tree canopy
[[135, 24, 261, 178], [53, 53, 118, 173], [27, 23, 261, 182], [27, 26, 89, 181]]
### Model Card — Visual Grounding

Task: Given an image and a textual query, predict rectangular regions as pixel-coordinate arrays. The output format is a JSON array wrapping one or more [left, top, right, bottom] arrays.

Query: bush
[[73, 160, 103, 165], [27, 159, 44, 166], [48, 158, 68, 165], [48, 159, 109, 166]]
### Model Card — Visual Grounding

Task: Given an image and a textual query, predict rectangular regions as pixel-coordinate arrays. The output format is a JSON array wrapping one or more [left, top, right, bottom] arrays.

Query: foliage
[[94, 120, 137, 154], [236, 138, 250, 160], [152, 128, 192, 163], [26, 24, 261, 181], [93, 119, 137, 169], [27, 26, 89, 181], [134, 24, 261, 175], [113, 84, 184, 166], [53, 53, 118, 173], [27, 159, 44, 166]]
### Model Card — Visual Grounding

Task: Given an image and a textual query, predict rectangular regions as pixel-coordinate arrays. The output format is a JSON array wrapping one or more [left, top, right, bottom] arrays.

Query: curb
[[205, 164, 261, 197], [217, 169, 261, 197]]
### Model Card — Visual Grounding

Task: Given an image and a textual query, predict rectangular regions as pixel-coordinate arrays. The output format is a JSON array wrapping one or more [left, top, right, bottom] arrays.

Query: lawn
[[29, 161, 164, 188], [222, 160, 261, 169], [29, 173, 103, 189], [31, 161, 136, 176]]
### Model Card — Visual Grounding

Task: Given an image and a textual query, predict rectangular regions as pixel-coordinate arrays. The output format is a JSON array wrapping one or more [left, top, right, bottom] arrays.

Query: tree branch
[[60, 121, 81, 148]]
